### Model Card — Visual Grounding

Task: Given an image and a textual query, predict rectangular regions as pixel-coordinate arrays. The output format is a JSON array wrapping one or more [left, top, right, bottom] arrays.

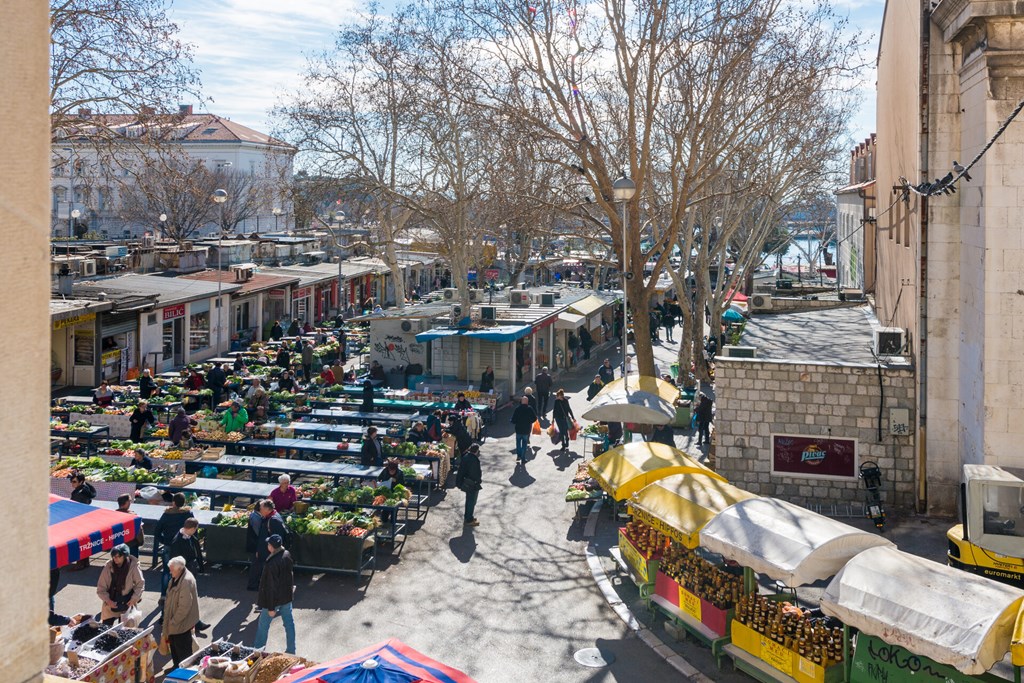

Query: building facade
[[875, 0, 1024, 513], [835, 135, 877, 293]]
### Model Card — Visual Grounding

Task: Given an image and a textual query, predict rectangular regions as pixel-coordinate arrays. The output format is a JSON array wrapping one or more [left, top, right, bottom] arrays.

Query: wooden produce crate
[[169, 473, 197, 487]]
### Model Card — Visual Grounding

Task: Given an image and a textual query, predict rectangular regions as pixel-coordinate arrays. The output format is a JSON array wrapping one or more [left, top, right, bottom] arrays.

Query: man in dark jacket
[[276, 346, 290, 370], [534, 367, 553, 414], [360, 426, 383, 467], [301, 341, 314, 382], [247, 500, 287, 591], [456, 444, 482, 526], [579, 327, 594, 359], [253, 535, 296, 654], [599, 359, 616, 384], [270, 321, 284, 340], [695, 394, 714, 446], [511, 396, 538, 465], [207, 363, 227, 407]]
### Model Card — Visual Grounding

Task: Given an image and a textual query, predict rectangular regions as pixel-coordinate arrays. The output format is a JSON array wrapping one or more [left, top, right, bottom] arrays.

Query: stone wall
[[714, 357, 917, 511], [753, 298, 864, 314]]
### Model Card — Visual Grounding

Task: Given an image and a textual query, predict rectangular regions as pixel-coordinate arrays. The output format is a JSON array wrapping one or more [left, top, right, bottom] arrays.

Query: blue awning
[[416, 325, 532, 343]]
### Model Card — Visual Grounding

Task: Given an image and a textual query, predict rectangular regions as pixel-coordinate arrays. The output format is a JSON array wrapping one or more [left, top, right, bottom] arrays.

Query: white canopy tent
[[820, 545, 1024, 675], [698, 497, 894, 586]]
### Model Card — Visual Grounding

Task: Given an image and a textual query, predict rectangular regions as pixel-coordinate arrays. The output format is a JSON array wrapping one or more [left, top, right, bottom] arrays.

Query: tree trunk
[[382, 239, 406, 310], [627, 276, 655, 376]]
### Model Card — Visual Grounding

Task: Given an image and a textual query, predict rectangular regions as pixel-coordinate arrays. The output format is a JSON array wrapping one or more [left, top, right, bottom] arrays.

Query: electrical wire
[[833, 193, 902, 248]]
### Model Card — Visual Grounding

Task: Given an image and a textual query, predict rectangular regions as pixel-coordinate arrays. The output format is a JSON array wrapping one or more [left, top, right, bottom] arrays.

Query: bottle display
[[623, 520, 669, 559], [658, 544, 743, 610], [734, 594, 844, 667]]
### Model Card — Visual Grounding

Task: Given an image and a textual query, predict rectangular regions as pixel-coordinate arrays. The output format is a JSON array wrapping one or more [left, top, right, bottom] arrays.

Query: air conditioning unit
[[541, 292, 556, 307], [230, 263, 255, 282], [450, 304, 463, 319], [874, 327, 905, 356], [443, 288, 459, 301], [480, 306, 497, 321], [469, 289, 484, 303], [510, 290, 531, 307], [400, 319, 424, 334], [721, 345, 757, 358], [79, 259, 96, 277], [750, 294, 772, 311]]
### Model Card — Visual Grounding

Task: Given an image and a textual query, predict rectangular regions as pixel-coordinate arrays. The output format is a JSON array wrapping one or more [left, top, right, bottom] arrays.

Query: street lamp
[[613, 173, 636, 377], [159, 213, 167, 238], [212, 188, 228, 353], [272, 207, 282, 233], [70, 209, 81, 239], [63, 147, 75, 239]]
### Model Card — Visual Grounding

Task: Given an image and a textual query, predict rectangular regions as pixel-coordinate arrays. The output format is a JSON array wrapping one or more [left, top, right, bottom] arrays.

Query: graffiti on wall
[[372, 334, 425, 367]]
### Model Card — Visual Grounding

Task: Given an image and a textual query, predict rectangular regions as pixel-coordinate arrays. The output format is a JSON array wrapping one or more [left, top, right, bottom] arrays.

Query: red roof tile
[[179, 270, 300, 295]]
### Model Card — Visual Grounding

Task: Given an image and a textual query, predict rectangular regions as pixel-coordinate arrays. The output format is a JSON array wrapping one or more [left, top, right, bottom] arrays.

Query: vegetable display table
[[300, 409, 420, 426], [51, 425, 110, 455], [286, 421, 369, 440]]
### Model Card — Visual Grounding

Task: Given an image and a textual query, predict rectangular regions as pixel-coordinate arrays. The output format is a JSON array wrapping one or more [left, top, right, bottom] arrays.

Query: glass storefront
[[189, 299, 211, 353]]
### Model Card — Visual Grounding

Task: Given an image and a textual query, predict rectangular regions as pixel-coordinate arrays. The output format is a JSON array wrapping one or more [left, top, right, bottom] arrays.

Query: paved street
[[54, 346, 678, 681]]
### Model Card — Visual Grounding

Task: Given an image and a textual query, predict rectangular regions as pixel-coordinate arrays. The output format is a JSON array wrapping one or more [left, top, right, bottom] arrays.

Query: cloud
[[170, 0, 363, 130]]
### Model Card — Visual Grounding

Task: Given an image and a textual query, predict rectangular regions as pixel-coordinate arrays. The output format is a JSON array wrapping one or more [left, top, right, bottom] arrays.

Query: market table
[[300, 408, 420, 426], [286, 420, 367, 440], [51, 424, 110, 455], [311, 397, 493, 421]]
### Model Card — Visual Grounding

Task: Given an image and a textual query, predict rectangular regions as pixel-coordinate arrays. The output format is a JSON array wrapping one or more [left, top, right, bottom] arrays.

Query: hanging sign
[[53, 312, 95, 331], [162, 304, 186, 321]]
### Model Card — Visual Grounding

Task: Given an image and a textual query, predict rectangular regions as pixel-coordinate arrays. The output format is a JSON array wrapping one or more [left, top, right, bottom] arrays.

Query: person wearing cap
[[128, 400, 156, 442], [453, 392, 473, 412], [253, 534, 296, 654], [456, 444, 482, 526], [131, 448, 153, 470], [96, 544, 144, 625], [220, 399, 249, 433], [168, 407, 197, 446], [534, 366, 552, 414], [248, 499, 287, 592], [162, 555, 201, 666], [376, 459, 406, 526]]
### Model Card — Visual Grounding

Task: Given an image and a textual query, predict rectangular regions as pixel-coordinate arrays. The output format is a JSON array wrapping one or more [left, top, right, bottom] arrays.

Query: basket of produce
[[169, 473, 197, 487]]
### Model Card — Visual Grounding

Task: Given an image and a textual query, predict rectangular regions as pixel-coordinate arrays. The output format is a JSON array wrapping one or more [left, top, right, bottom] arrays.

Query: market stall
[[698, 497, 895, 683], [277, 637, 477, 683], [48, 494, 141, 569], [46, 621, 158, 682], [821, 545, 1024, 681], [588, 442, 725, 502]]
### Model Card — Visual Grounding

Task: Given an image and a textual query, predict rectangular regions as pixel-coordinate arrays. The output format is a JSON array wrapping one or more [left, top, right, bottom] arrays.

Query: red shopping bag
[[569, 421, 580, 441], [532, 420, 542, 435]]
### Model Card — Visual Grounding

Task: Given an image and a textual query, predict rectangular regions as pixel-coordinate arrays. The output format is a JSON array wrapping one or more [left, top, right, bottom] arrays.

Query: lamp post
[[70, 209, 81, 239], [159, 213, 167, 238], [613, 173, 637, 377], [273, 207, 282, 233], [63, 147, 75, 239], [212, 189, 228, 353]]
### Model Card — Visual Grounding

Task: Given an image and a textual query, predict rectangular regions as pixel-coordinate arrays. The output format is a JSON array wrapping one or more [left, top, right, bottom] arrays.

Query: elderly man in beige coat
[[162, 556, 201, 666]]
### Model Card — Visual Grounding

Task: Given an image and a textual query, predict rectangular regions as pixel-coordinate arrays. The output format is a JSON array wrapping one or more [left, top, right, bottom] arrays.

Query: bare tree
[[211, 168, 264, 235], [118, 156, 214, 244], [50, 0, 201, 141]]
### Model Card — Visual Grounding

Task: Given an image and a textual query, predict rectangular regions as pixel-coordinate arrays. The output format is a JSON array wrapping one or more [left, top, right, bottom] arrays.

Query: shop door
[[162, 318, 184, 366]]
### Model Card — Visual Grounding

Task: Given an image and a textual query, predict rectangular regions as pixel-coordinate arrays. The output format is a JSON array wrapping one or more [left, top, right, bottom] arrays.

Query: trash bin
[[672, 404, 691, 428]]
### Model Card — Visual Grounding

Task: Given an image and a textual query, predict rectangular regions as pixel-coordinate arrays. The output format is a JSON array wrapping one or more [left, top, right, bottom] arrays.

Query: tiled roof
[[178, 270, 300, 295], [55, 112, 294, 149]]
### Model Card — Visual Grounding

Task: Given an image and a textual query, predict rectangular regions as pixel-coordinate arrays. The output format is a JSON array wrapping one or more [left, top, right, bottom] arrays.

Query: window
[[189, 300, 211, 352], [234, 300, 251, 332], [147, 313, 157, 326]]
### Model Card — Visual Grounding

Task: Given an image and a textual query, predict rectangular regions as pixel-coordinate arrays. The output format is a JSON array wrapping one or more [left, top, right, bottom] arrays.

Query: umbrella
[[279, 639, 476, 683], [597, 375, 678, 402], [48, 494, 141, 569], [722, 308, 745, 323], [582, 387, 675, 425]]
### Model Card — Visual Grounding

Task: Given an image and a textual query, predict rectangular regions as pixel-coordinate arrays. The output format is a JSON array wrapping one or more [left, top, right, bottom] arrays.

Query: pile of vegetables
[[52, 419, 95, 432], [582, 424, 609, 436], [51, 456, 167, 484], [565, 460, 602, 502], [212, 507, 378, 537], [193, 429, 246, 442], [296, 478, 411, 507]]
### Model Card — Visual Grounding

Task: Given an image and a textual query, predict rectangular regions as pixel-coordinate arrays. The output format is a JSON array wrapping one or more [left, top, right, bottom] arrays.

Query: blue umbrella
[[319, 659, 419, 683], [722, 308, 745, 323]]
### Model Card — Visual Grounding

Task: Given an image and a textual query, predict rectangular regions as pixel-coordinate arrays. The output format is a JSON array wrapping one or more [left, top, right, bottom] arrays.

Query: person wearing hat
[[376, 459, 406, 526], [128, 400, 156, 442], [453, 392, 473, 412], [248, 499, 287, 592], [534, 367, 552, 414], [96, 544, 144, 625], [162, 555, 201, 666], [253, 534, 296, 654], [220, 399, 249, 433], [456, 444, 483, 526]]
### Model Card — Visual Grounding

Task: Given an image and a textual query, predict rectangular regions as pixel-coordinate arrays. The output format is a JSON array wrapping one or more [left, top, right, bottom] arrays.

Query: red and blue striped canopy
[[48, 494, 140, 569], [278, 639, 476, 683]]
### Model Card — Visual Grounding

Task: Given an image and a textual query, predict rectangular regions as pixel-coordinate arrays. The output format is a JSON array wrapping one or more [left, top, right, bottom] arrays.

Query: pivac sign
[[852, 635, 1002, 683]]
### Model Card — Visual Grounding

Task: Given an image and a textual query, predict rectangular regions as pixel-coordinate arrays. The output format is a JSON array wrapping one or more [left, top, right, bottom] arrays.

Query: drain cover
[[574, 647, 615, 668]]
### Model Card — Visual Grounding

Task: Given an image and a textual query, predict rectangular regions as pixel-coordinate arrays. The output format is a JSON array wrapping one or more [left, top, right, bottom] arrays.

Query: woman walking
[[552, 389, 575, 453]]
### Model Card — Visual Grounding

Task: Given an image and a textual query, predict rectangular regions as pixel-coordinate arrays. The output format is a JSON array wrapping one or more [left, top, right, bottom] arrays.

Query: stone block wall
[[754, 298, 864, 314], [714, 357, 917, 510]]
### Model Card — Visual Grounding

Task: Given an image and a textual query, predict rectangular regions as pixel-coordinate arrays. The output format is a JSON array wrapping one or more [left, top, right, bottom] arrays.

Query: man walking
[[534, 367, 552, 414], [511, 396, 537, 465], [695, 394, 714, 446], [246, 500, 286, 591], [599, 359, 616, 384], [207, 363, 227, 407], [252, 534, 296, 655], [456, 444, 482, 526]]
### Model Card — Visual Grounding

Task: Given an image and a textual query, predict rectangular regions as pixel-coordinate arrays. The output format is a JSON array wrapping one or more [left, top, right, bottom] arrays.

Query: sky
[[170, 0, 884, 148]]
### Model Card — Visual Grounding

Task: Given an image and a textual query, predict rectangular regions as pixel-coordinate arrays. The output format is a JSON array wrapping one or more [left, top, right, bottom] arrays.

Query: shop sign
[[268, 289, 286, 299], [852, 635, 984, 683], [532, 316, 557, 333], [628, 505, 689, 547], [772, 433, 857, 479], [101, 349, 121, 364], [292, 287, 311, 300], [760, 636, 794, 677], [53, 312, 95, 331], [162, 304, 186, 321], [679, 587, 702, 621], [618, 529, 650, 583], [485, 269, 500, 282]]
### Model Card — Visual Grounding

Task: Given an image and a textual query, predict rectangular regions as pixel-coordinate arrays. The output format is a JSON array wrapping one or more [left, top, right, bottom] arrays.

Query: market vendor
[[277, 370, 297, 393], [131, 448, 153, 470], [276, 345, 291, 370], [270, 474, 298, 512], [129, 400, 156, 442], [220, 400, 249, 433], [480, 366, 494, 393], [168, 407, 197, 445], [69, 471, 96, 505], [287, 319, 301, 337], [369, 360, 386, 381], [377, 459, 406, 524], [425, 410, 444, 441], [184, 368, 205, 391], [96, 544, 144, 625], [208, 362, 228, 406], [246, 378, 270, 422], [408, 421, 429, 444], [138, 368, 158, 399], [93, 380, 114, 407], [361, 426, 384, 467], [232, 355, 245, 374], [320, 365, 336, 386], [270, 320, 284, 340], [453, 392, 473, 412]]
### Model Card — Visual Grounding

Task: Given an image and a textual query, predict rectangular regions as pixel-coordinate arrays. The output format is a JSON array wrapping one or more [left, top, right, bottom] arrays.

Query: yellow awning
[[597, 375, 680, 403], [629, 474, 758, 549], [568, 294, 607, 317], [588, 442, 726, 501]]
